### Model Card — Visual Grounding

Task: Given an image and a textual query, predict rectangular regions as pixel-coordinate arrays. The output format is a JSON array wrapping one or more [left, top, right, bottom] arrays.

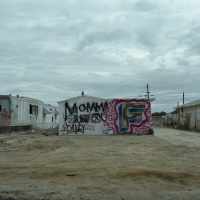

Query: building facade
[[58, 95, 154, 135], [0, 95, 59, 133], [175, 99, 200, 129]]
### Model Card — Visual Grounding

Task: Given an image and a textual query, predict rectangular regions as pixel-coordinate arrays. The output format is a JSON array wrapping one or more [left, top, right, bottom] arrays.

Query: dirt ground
[[0, 127, 200, 200]]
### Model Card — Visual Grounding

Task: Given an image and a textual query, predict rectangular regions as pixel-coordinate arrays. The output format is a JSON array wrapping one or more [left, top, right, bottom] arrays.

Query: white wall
[[58, 96, 153, 135], [59, 96, 108, 135], [180, 105, 200, 129]]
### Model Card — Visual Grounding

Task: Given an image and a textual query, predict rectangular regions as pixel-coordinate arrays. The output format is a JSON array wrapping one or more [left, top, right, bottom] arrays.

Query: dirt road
[[154, 127, 200, 147], [0, 128, 200, 200]]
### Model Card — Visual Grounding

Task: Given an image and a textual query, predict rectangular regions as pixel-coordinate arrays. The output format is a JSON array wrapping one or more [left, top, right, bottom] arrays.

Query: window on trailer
[[29, 104, 38, 115], [0, 105, 1, 112], [30, 104, 33, 114]]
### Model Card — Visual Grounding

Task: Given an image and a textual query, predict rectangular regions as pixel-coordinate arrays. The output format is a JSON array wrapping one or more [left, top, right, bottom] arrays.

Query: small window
[[30, 104, 38, 115], [0, 105, 1, 112], [52, 117, 53, 122], [30, 104, 33, 114], [181, 108, 183, 113]]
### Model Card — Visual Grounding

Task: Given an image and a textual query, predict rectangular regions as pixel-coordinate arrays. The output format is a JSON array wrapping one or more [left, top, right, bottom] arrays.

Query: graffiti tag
[[2, 108, 10, 123], [61, 123, 95, 134]]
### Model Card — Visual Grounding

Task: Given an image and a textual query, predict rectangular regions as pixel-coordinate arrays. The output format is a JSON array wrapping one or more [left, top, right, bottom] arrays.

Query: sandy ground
[[154, 127, 200, 147], [0, 128, 200, 200]]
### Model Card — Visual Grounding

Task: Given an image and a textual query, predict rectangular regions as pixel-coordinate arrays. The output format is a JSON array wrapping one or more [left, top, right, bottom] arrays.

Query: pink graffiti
[[104, 99, 152, 134], [2, 108, 11, 123], [103, 100, 117, 133]]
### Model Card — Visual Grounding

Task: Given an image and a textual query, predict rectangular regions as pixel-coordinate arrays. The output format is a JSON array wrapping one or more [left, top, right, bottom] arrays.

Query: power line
[[139, 83, 154, 99], [136, 85, 146, 97]]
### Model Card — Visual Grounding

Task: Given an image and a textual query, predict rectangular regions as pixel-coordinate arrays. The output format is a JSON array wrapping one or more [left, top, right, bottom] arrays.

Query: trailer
[[0, 95, 59, 133]]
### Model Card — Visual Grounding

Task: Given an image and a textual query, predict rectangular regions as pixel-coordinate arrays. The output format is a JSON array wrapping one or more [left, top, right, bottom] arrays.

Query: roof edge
[[57, 95, 107, 104], [58, 95, 156, 104]]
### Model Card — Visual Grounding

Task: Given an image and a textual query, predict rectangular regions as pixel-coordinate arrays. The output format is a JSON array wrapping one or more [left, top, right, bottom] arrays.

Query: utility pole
[[145, 83, 150, 99], [177, 102, 180, 126], [183, 83, 185, 105], [139, 84, 153, 99]]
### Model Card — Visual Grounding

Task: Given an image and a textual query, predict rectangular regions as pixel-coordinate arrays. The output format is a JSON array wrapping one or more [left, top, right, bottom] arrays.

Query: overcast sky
[[0, 0, 200, 112]]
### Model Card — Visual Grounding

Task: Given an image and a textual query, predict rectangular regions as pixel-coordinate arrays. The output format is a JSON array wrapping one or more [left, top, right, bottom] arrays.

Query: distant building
[[174, 99, 200, 129], [162, 112, 178, 125], [58, 94, 155, 135], [0, 95, 59, 133]]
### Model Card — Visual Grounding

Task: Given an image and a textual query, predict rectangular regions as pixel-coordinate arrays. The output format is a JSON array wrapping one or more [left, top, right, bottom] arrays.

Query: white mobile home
[[0, 95, 59, 133], [58, 94, 155, 135]]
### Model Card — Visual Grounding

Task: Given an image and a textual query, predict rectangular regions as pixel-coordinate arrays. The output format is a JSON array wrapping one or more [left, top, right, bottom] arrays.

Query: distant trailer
[[58, 94, 155, 135], [0, 95, 59, 133]]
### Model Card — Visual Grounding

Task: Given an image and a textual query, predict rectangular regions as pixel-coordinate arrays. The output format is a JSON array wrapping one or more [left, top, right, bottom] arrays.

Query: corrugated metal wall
[[0, 95, 59, 132]]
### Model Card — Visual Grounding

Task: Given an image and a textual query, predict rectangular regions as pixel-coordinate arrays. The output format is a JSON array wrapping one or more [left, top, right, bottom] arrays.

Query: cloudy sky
[[0, 0, 200, 112]]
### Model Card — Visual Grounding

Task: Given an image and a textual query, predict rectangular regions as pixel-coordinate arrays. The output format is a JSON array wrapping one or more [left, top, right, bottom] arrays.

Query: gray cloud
[[134, 1, 157, 12], [0, 0, 200, 112]]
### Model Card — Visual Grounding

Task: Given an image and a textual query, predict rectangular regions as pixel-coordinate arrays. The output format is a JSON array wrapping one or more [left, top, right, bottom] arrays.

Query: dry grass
[[0, 132, 200, 199]]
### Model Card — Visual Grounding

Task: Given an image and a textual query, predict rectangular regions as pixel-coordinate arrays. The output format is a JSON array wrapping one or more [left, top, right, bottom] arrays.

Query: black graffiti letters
[[61, 123, 85, 134], [64, 101, 107, 132], [91, 113, 106, 122], [65, 102, 78, 115], [101, 113, 107, 121], [80, 114, 90, 123], [86, 103, 96, 112], [79, 104, 86, 112], [73, 115, 79, 123], [61, 123, 96, 134], [92, 113, 101, 123], [65, 102, 107, 113], [96, 102, 107, 112], [62, 101, 108, 134]]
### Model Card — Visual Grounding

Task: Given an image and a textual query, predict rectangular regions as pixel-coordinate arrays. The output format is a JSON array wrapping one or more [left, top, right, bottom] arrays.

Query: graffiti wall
[[59, 96, 152, 135], [103, 99, 152, 134], [60, 97, 107, 135]]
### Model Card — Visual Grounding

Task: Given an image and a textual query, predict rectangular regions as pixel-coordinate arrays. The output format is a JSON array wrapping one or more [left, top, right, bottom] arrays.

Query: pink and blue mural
[[104, 99, 152, 134]]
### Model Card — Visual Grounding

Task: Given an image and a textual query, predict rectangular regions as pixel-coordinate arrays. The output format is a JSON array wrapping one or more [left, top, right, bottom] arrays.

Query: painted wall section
[[59, 96, 107, 135], [0, 97, 11, 126], [104, 99, 152, 134], [2, 108, 11, 123], [58, 96, 152, 135]]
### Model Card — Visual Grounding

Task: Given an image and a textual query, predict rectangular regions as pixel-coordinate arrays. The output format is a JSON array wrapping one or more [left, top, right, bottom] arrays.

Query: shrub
[[148, 128, 154, 135], [184, 114, 191, 130]]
